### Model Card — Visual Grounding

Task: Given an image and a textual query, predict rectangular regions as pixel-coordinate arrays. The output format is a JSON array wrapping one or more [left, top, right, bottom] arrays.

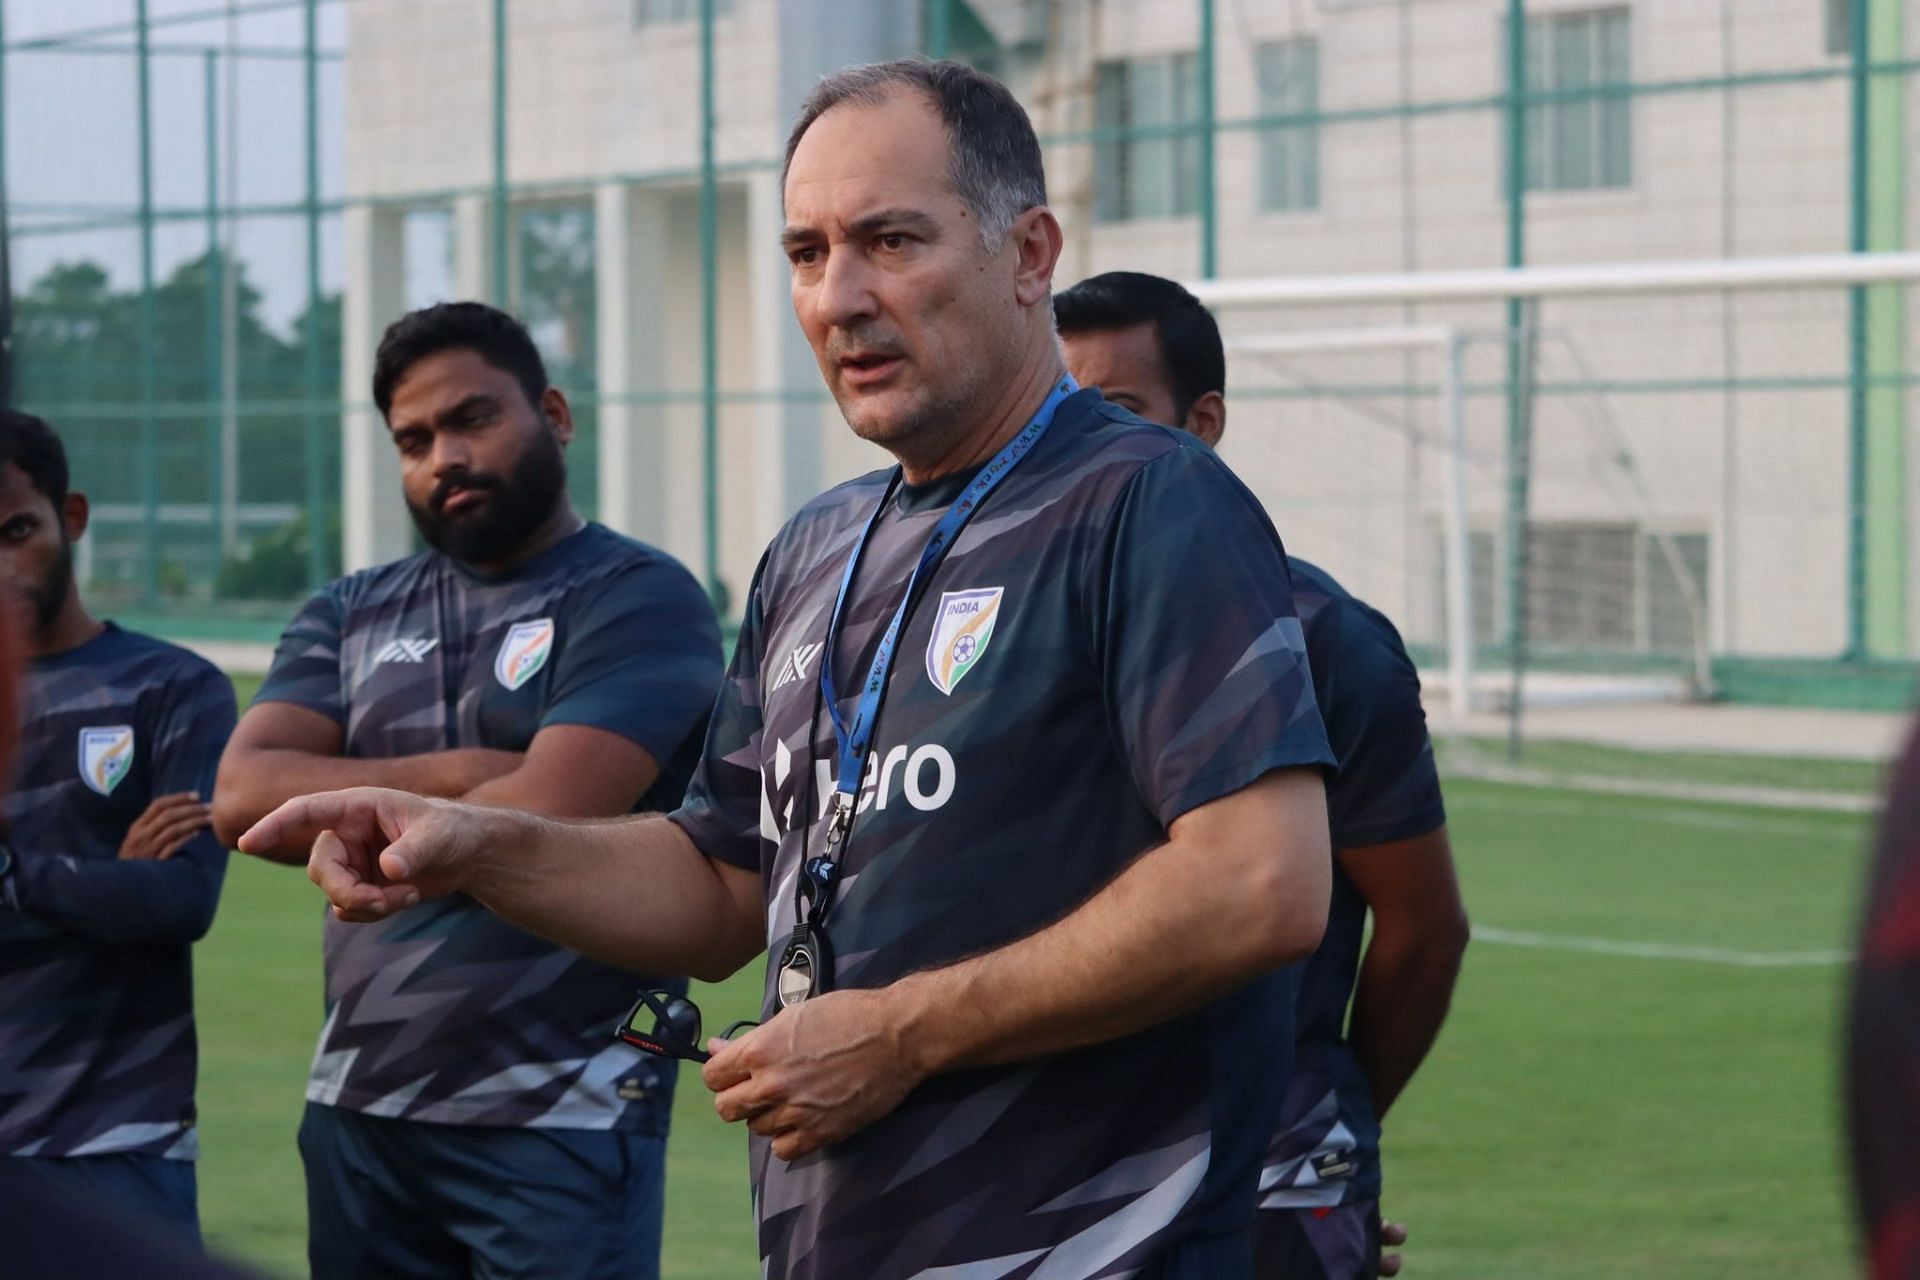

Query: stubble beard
[[836, 359, 999, 475]]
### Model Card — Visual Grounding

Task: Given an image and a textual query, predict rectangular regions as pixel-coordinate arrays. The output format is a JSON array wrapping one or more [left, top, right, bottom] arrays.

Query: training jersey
[[256, 522, 722, 1133], [1257, 559, 1446, 1211], [671, 388, 1335, 1280], [0, 624, 235, 1161]]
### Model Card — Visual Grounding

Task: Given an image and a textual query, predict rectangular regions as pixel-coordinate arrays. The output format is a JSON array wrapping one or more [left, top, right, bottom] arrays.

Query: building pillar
[[452, 193, 495, 303], [595, 182, 698, 560], [748, 168, 821, 547], [341, 204, 411, 571]]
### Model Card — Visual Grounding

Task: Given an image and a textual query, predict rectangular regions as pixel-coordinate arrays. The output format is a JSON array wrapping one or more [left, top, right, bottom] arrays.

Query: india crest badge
[[78, 725, 135, 797], [494, 618, 556, 691], [925, 587, 1003, 696]]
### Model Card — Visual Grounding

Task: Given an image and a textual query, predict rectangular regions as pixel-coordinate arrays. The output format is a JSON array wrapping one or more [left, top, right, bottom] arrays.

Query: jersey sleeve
[[1315, 597, 1447, 850], [3, 658, 236, 946], [541, 555, 724, 763], [254, 583, 346, 722], [668, 554, 770, 872], [1095, 446, 1335, 828]]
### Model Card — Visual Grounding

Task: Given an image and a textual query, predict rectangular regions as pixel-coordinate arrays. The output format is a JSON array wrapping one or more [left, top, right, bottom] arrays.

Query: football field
[[193, 677, 1870, 1277]]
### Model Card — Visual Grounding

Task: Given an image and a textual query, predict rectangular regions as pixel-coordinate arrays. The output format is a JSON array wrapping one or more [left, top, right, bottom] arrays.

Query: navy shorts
[[299, 1102, 666, 1280], [1254, 1199, 1381, 1280], [3, 1152, 199, 1246]]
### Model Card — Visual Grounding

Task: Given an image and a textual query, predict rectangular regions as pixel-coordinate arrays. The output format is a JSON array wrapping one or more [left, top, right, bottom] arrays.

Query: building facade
[[341, 0, 1917, 668]]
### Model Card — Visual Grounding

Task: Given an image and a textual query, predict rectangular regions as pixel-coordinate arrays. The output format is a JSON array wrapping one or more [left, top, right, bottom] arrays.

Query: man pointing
[[246, 59, 1335, 1279]]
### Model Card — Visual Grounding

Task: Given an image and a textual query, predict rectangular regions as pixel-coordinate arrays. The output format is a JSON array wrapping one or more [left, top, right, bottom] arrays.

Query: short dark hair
[[1054, 271, 1225, 424], [0, 409, 70, 507], [371, 301, 549, 420], [783, 58, 1047, 248]]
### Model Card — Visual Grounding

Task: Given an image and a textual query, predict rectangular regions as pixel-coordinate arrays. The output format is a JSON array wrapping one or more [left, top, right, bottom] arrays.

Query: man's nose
[[814, 249, 881, 331], [430, 434, 473, 477]]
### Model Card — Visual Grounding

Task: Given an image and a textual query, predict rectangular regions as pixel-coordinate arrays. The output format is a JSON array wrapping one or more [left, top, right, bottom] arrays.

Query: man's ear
[[61, 492, 90, 544], [1009, 207, 1065, 309], [1184, 391, 1226, 449], [540, 387, 576, 447]]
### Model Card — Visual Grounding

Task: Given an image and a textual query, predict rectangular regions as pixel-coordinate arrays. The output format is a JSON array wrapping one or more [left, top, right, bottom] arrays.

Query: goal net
[[1191, 254, 1920, 808]]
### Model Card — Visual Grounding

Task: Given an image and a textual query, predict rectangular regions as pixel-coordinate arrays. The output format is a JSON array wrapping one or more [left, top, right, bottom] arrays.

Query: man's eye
[[791, 247, 821, 267], [877, 234, 908, 252]]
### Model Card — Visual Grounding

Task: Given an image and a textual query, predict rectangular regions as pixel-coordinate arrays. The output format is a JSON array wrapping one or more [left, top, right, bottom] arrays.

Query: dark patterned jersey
[[1257, 559, 1447, 1210], [671, 390, 1335, 1280], [1850, 717, 1920, 1280], [254, 522, 722, 1133], [0, 624, 235, 1160]]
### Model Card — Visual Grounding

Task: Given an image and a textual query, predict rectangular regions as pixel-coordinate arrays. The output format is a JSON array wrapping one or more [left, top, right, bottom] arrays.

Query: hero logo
[[759, 736, 957, 840]]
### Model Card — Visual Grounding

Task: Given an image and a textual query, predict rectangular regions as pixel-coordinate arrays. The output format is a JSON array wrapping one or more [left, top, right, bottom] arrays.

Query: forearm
[[890, 826, 1328, 1077], [1348, 929, 1467, 1118], [217, 748, 519, 858], [2, 844, 224, 945], [464, 810, 764, 981]]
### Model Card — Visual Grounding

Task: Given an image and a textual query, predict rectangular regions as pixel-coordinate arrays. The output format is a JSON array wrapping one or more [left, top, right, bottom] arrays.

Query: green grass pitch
[[195, 676, 1867, 1276]]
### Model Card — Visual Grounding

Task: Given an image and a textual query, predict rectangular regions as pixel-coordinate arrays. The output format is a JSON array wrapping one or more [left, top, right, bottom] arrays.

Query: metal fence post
[[204, 50, 224, 578], [700, 0, 721, 607], [1198, 0, 1217, 279], [303, 0, 326, 589], [136, 0, 160, 603]]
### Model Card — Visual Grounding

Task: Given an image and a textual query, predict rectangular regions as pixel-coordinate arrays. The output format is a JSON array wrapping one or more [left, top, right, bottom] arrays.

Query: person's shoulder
[[326, 547, 440, 611], [105, 626, 228, 688], [103, 628, 236, 716], [761, 465, 895, 577], [1288, 556, 1419, 679], [562, 523, 715, 615]]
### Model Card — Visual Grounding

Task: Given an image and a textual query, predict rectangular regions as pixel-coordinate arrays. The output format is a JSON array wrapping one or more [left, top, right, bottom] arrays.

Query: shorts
[[4, 1151, 199, 1246], [300, 1102, 666, 1280], [1253, 1198, 1382, 1280]]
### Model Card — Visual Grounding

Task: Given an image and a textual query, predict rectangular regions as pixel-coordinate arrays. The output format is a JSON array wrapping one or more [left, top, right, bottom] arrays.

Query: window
[[634, 0, 733, 26], [1825, 0, 1852, 57], [1094, 54, 1201, 223], [1256, 39, 1320, 213], [1507, 7, 1631, 193]]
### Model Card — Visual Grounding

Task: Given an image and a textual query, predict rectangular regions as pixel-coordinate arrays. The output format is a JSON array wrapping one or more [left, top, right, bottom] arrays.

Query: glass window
[[1508, 8, 1632, 193], [1093, 53, 1201, 223], [1257, 39, 1319, 213]]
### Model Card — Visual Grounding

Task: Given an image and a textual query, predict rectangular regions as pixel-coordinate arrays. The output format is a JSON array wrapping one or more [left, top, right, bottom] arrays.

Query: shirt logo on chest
[[374, 637, 440, 665], [769, 641, 825, 695], [495, 618, 557, 691], [77, 725, 135, 797], [926, 588, 1003, 696]]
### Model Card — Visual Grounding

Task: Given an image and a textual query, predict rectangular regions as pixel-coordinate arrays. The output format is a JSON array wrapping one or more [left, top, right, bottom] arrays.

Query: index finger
[[239, 788, 380, 856]]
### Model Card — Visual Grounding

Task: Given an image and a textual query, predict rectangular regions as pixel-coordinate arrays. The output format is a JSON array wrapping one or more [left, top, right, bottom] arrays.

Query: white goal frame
[[1189, 252, 1920, 714]]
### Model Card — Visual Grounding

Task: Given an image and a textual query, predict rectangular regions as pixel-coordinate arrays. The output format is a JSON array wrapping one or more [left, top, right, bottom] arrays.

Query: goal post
[[1184, 252, 1920, 792]]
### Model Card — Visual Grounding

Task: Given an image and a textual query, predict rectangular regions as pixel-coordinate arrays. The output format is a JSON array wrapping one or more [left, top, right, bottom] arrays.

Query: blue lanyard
[[803, 377, 1077, 916]]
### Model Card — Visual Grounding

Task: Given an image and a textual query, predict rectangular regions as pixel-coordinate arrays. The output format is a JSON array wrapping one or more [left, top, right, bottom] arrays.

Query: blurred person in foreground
[[1849, 715, 1920, 1279], [243, 59, 1335, 1279], [211, 303, 723, 1280], [0, 409, 237, 1244], [1058, 271, 1470, 1280]]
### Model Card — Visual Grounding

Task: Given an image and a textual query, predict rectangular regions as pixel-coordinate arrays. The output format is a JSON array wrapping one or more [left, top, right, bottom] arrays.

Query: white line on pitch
[[1472, 925, 1851, 969]]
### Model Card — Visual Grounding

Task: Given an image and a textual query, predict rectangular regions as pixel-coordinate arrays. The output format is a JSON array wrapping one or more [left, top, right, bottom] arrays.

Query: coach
[[212, 304, 722, 1279], [245, 60, 1333, 1279]]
